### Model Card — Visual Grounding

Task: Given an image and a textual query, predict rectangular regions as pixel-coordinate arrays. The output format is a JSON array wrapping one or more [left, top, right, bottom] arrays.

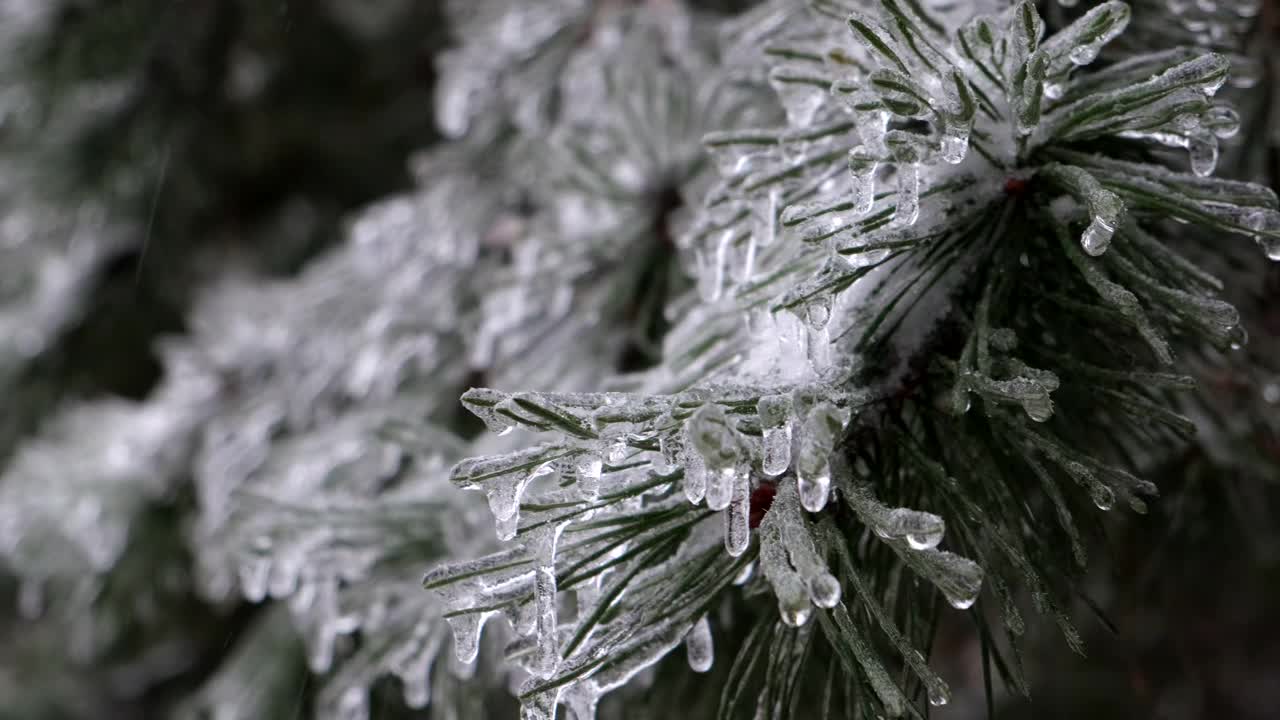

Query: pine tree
[[1, 1, 1277, 719]]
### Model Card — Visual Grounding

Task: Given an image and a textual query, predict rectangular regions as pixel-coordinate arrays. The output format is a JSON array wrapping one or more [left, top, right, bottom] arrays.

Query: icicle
[[752, 189, 780, 246], [735, 232, 758, 283], [267, 545, 301, 599], [529, 522, 565, 679], [239, 556, 270, 603], [404, 669, 430, 711], [848, 147, 878, 215], [453, 451, 554, 537], [447, 611, 492, 664], [938, 70, 972, 165], [655, 433, 676, 475], [794, 402, 848, 513], [682, 444, 707, 504], [1187, 132, 1218, 177], [696, 231, 732, 302], [806, 324, 832, 375], [462, 388, 516, 435], [496, 512, 519, 541], [561, 682, 599, 720], [892, 163, 919, 227], [758, 494, 811, 626], [532, 566, 559, 678], [576, 453, 602, 501], [688, 404, 740, 511], [725, 473, 750, 556], [940, 130, 967, 165], [768, 65, 826, 127], [706, 466, 736, 512], [796, 461, 830, 513], [756, 394, 792, 477], [685, 616, 714, 673], [307, 577, 338, 673], [606, 437, 627, 464]]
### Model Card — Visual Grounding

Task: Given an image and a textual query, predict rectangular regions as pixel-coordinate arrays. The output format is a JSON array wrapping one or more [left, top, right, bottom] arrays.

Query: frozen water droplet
[[808, 574, 841, 608], [780, 600, 812, 627], [757, 394, 793, 477], [685, 616, 714, 673], [239, 557, 270, 603], [1262, 382, 1280, 405], [797, 471, 830, 513], [907, 528, 944, 550], [1259, 235, 1280, 262], [1090, 484, 1115, 511], [928, 686, 950, 707], [1204, 105, 1240, 138], [1228, 325, 1248, 350], [1068, 43, 1100, 66], [1188, 134, 1218, 177], [1022, 395, 1053, 422], [945, 590, 978, 610], [733, 561, 756, 585], [848, 147, 878, 215], [689, 404, 740, 509], [1081, 215, 1114, 256], [805, 295, 832, 330]]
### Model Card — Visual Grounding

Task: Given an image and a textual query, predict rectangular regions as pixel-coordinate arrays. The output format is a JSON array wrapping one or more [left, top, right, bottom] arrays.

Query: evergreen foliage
[[0, 1, 1277, 719]]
